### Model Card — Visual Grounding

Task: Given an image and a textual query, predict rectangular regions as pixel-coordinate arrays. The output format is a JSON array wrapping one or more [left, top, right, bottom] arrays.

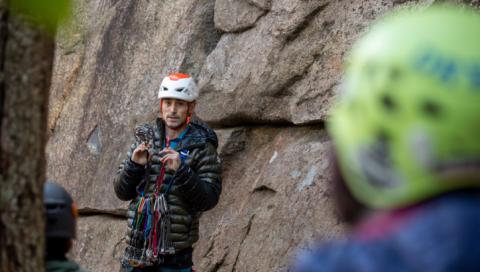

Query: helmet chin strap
[[167, 121, 187, 131], [168, 114, 191, 130]]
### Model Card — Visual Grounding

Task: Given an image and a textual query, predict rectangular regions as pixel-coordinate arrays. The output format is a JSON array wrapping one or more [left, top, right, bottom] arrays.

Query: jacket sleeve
[[172, 142, 222, 212], [113, 142, 145, 201]]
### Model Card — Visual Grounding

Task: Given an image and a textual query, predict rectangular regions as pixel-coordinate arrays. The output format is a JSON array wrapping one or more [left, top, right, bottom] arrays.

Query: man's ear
[[188, 101, 196, 116]]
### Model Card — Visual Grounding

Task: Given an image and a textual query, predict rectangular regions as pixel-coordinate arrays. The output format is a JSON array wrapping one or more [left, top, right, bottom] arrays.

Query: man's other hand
[[160, 148, 181, 171]]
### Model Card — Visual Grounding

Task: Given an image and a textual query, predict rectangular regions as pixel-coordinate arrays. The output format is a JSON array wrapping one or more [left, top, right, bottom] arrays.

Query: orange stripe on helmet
[[71, 202, 79, 218], [168, 73, 190, 80]]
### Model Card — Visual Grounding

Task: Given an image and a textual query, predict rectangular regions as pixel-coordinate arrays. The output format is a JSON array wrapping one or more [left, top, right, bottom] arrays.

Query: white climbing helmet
[[158, 73, 199, 102]]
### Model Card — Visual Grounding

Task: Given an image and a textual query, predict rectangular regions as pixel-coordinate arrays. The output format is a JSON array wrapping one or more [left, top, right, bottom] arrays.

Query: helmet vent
[[421, 100, 441, 117], [175, 87, 185, 92], [377, 130, 390, 143], [162, 87, 168, 91], [389, 67, 401, 81], [380, 94, 396, 111]]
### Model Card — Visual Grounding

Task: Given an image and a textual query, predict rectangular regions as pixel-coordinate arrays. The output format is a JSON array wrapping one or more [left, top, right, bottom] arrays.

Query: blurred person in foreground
[[44, 181, 87, 272], [292, 5, 480, 272]]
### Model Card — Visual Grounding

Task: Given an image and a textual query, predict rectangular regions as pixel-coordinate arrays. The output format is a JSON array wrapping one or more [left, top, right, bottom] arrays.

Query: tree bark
[[0, 1, 54, 271]]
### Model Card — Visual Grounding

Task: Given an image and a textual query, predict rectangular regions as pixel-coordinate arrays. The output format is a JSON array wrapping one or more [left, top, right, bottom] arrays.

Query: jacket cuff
[[124, 159, 145, 177], [173, 163, 194, 187]]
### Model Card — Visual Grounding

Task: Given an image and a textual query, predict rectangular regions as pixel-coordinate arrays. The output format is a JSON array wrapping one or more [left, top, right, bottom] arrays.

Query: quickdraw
[[124, 137, 176, 267]]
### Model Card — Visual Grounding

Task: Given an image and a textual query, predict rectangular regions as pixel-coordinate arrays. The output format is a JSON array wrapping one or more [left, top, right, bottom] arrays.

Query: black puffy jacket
[[113, 118, 222, 265]]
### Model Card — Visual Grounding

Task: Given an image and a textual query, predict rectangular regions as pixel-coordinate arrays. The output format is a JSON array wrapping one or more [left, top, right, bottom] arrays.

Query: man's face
[[160, 98, 194, 129]]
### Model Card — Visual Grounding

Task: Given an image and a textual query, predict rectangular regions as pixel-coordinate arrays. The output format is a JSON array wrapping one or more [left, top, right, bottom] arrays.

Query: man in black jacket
[[114, 73, 222, 272]]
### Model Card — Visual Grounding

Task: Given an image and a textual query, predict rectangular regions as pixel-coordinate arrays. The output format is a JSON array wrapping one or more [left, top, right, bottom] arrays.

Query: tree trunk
[[0, 0, 54, 271]]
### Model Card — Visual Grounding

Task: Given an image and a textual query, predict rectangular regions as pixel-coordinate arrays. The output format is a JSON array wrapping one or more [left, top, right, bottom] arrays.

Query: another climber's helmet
[[44, 181, 78, 239], [328, 6, 480, 209], [158, 73, 199, 102]]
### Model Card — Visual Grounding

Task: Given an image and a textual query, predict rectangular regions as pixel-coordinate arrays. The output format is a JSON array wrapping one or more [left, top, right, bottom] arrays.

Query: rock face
[[195, 127, 343, 271], [47, 0, 480, 271], [70, 127, 342, 272], [71, 216, 125, 272]]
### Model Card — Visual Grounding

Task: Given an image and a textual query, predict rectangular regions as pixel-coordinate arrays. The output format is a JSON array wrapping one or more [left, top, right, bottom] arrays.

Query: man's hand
[[160, 148, 181, 171], [131, 143, 150, 165]]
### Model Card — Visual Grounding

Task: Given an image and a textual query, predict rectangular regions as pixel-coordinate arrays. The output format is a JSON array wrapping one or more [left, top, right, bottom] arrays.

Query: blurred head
[[328, 6, 480, 210], [158, 73, 198, 130], [44, 181, 77, 239], [44, 181, 78, 258]]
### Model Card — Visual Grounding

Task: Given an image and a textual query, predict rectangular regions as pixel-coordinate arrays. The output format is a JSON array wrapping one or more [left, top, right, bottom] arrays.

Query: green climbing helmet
[[328, 5, 480, 209]]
